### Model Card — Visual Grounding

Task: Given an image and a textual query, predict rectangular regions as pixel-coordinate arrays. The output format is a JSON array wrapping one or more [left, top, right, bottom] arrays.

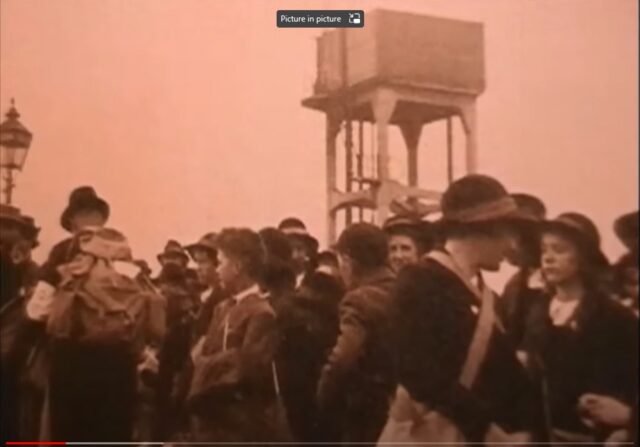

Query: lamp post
[[0, 99, 32, 205]]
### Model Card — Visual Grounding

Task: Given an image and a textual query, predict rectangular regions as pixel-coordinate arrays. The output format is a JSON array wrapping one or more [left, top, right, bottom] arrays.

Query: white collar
[[549, 297, 580, 326], [200, 287, 213, 303], [233, 284, 260, 304], [295, 273, 305, 288]]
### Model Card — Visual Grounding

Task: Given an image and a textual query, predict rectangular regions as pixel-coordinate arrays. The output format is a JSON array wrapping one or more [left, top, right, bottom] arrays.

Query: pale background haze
[[1, 0, 637, 281]]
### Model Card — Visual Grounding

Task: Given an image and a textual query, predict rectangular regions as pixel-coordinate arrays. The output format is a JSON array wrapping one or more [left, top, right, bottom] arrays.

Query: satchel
[[378, 251, 497, 446]]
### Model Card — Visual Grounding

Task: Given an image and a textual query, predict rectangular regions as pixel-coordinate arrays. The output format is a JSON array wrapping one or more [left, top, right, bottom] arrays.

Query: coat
[[317, 267, 396, 444], [1, 255, 46, 441], [394, 255, 538, 442], [274, 271, 343, 442], [522, 290, 639, 440], [496, 268, 546, 349], [39, 238, 78, 287], [187, 290, 288, 442]]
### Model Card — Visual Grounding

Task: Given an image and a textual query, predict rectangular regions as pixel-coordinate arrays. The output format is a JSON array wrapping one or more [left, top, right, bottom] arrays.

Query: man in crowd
[[187, 228, 289, 442], [387, 175, 537, 445], [317, 223, 396, 444], [1, 204, 40, 441], [38, 186, 110, 290], [278, 217, 319, 289]]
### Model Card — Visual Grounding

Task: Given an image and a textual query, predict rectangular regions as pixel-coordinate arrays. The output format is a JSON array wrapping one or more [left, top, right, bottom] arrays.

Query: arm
[[317, 292, 367, 408], [189, 307, 278, 400]]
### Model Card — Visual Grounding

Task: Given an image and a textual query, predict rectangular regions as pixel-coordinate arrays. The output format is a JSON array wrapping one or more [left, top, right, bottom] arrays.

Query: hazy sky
[[1, 0, 637, 270]]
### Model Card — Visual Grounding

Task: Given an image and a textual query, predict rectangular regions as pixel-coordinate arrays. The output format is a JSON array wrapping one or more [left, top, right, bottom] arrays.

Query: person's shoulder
[[47, 237, 74, 257], [244, 293, 277, 318], [396, 257, 457, 296], [597, 293, 638, 326]]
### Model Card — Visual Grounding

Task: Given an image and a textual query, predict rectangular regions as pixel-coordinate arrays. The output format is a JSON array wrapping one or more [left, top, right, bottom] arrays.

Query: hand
[[605, 429, 630, 446], [485, 423, 509, 445], [25, 281, 56, 321], [578, 394, 631, 428], [485, 424, 530, 446]]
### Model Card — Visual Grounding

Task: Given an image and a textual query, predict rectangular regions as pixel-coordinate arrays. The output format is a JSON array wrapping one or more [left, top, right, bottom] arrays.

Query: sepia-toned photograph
[[0, 0, 638, 445]]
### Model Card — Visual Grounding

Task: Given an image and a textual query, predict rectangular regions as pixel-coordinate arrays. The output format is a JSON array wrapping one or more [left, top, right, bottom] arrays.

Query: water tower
[[302, 9, 485, 243]]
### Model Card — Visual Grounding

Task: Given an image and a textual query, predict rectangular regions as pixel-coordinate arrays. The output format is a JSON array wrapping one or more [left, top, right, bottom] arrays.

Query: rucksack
[[46, 227, 165, 351]]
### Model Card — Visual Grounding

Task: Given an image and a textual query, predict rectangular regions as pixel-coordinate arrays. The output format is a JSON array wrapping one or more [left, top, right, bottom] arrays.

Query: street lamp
[[0, 99, 32, 205]]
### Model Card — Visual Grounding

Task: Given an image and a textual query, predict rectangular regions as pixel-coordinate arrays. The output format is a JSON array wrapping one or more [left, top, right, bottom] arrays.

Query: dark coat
[[187, 291, 287, 442], [192, 287, 226, 340], [317, 267, 396, 444], [39, 238, 78, 287], [1, 255, 46, 442], [49, 339, 137, 441], [274, 271, 343, 442], [394, 256, 537, 441], [154, 281, 198, 440], [497, 268, 546, 349], [522, 291, 639, 439]]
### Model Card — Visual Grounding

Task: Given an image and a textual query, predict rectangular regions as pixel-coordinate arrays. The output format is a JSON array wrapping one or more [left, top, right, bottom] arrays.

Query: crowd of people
[[0, 174, 638, 446]]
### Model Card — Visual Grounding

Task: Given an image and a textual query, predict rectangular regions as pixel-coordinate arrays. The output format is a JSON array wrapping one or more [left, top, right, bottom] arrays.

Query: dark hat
[[439, 174, 521, 225], [383, 213, 435, 252], [511, 193, 547, 221], [185, 232, 218, 260], [157, 239, 189, 264], [278, 217, 319, 253], [383, 213, 422, 232], [542, 212, 609, 269], [0, 204, 40, 246], [335, 223, 388, 270], [614, 211, 638, 251], [259, 227, 293, 264], [60, 186, 110, 232]]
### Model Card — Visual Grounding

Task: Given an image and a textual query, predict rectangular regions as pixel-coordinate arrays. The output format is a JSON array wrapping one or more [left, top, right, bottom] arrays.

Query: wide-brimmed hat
[[438, 174, 524, 228], [278, 217, 319, 253], [614, 210, 638, 252], [60, 186, 110, 232], [0, 204, 40, 246], [185, 232, 218, 260], [511, 193, 547, 221], [541, 212, 609, 269], [157, 240, 189, 264]]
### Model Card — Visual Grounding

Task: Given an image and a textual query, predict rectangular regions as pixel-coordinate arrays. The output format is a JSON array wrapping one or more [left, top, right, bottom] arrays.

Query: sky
[[0, 0, 637, 275]]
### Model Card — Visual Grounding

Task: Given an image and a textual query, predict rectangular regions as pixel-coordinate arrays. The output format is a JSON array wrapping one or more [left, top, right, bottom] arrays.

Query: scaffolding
[[303, 9, 486, 243]]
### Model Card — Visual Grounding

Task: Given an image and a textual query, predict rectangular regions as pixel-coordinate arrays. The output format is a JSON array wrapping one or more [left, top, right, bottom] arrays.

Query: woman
[[522, 212, 638, 444], [383, 214, 433, 274], [383, 175, 537, 445]]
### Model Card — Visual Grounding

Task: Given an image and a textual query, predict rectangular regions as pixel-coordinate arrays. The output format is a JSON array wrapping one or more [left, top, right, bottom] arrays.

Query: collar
[[232, 283, 261, 304], [295, 273, 305, 289], [200, 287, 213, 303]]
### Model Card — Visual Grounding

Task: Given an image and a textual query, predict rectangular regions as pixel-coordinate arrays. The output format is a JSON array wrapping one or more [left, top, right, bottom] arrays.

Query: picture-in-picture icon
[[349, 12, 361, 24]]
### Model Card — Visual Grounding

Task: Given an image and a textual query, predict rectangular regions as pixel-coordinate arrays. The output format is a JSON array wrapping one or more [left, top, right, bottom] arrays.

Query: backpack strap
[[427, 250, 496, 389]]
